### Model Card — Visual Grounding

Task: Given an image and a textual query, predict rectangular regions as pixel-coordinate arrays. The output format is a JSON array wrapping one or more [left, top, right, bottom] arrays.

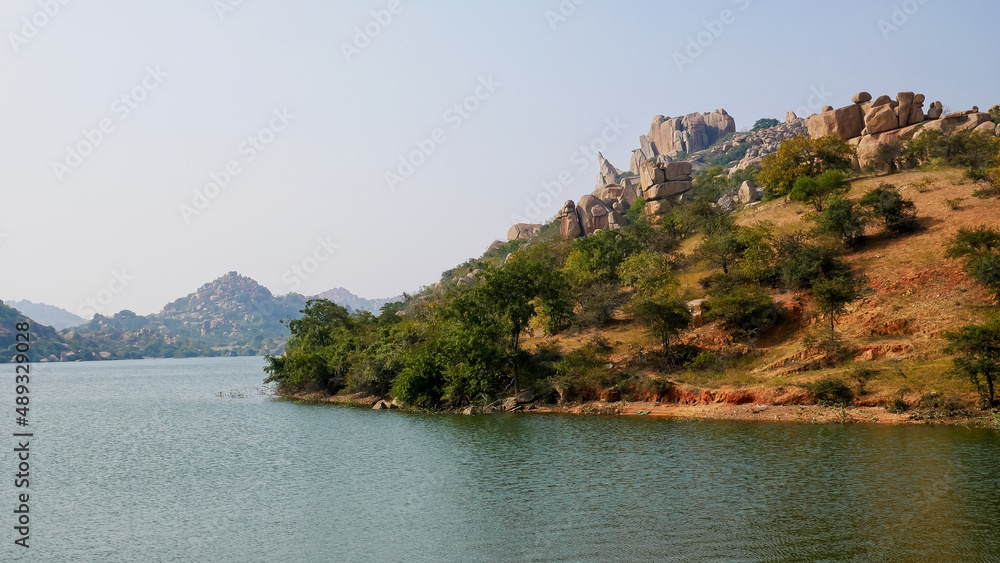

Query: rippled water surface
[[6, 357, 1000, 562]]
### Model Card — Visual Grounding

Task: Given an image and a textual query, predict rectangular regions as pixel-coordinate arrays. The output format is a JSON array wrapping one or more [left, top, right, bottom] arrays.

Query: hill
[[5, 300, 85, 330], [312, 287, 404, 314]]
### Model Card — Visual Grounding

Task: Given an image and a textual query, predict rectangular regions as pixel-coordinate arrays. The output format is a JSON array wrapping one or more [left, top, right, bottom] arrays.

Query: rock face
[[594, 153, 620, 190], [647, 109, 736, 157], [557, 200, 583, 239], [642, 161, 693, 217], [738, 181, 762, 205], [577, 194, 625, 235], [506, 223, 542, 242]]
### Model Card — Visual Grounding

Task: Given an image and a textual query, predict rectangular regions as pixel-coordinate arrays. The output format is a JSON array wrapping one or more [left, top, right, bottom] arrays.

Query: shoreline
[[281, 392, 998, 427]]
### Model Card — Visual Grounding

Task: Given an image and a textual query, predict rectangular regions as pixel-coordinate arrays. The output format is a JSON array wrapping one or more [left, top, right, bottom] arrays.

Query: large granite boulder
[[807, 104, 863, 140], [507, 223, 542, 242], [557, 200, 583, 239], [647, 109, 736, 156], [576, 195, 625, 236]]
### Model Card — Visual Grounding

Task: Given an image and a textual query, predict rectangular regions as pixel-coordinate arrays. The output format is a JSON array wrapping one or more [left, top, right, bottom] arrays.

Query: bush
[[947, 226, 1000, 299], [751, 118, 780, 132], [872, 139, 907, 174], [774, 233, 849, 290], [887, 397, 908, 414], [704, 280, 780, 341], [789, 169, 851, 212], [817, 197, 869, 247], [859, 183, 918, 233], [808, 377, 854, 406]]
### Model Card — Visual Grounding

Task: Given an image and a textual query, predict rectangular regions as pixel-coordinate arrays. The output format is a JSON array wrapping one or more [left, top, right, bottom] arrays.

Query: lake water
[[5, 356, 1000, 562]]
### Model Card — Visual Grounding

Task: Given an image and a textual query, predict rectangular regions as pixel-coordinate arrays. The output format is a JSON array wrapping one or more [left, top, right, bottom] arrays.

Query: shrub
[[812, 275, 866, 337], [859, 183, 918, 233], [817, 197, 869, 247], [947, 226, 1000, 299], [627, 297, 692, 351], [872, 138, 907, 174], [808, 377, 854, 406], [751, 118, 780, 132], [789, 169, 851, 212], [887, 397, 908, 414], [774, 233, 849, 290], [704, 281, 780, 341], [944, 316, 1000, 407]]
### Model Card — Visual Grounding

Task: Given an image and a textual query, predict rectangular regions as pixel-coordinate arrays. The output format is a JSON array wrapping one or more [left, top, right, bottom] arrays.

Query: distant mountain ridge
[[5, 299, 85, 330], [311, 287, 404, 314], [2, 273, 404, 362]]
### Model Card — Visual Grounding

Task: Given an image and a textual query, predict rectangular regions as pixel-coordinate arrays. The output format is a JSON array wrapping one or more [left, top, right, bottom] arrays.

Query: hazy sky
[[1, 0, 998, 318]]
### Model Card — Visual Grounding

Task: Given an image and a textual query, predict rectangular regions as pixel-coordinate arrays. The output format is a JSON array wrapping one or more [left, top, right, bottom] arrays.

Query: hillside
[[312, 287, 403, 314], [0, 300, 70, 361], [518, 168, 999, 417]]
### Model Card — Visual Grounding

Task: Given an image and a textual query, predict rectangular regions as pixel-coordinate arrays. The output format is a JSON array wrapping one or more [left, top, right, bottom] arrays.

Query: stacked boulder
[[644, 109, 736, 161], [641, 160, 693, 217], [594, 153, 620, 191], [807, 91, 998, 169]]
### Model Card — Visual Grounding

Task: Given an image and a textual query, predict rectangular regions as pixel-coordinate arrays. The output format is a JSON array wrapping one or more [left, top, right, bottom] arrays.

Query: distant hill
[[6, 300, 85, 330], [311, 287, 403, 314], [0, 300, 71, 361], [2, 273, 405, 362]]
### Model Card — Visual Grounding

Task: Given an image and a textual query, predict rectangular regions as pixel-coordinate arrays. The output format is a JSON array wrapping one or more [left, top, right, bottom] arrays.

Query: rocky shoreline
[[279, 391, 997, 427]]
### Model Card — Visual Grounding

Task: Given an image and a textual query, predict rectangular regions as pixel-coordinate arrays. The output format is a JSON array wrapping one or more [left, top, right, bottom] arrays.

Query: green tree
[[945, 316, 1000, 407], [948, 226, 1000, 299], [774, 233, 849, 290], [617, 251, 677, 296], [704, 280, 779, 342], [859, 183, 918, 233], [789, 169, 851, 212], [628, 297, 692, 351], [752, 118, 780, 132], [758, 135, 856, 199], [696, 216, 746, 274], [812, 275, 865, 336], [817, 197, 869, 247]]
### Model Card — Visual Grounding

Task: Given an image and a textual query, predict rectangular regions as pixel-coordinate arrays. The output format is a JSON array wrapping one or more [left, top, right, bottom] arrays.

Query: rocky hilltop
[[5, 299, 85, 330], [506, 92, 999, 244]]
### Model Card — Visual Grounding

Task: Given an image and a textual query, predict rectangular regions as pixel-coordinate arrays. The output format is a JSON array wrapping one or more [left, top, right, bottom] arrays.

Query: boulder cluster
[[630, 109, 736, 171], [807, 91, 999, 168], [640, 160, 693, 217]]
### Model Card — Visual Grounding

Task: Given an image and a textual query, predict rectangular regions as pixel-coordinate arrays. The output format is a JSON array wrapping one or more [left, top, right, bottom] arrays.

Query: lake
[[6, 356, 1000, 562]]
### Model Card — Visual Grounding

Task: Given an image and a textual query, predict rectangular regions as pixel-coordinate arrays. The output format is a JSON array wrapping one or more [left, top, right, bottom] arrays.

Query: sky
[[1, 0, 998, 318]]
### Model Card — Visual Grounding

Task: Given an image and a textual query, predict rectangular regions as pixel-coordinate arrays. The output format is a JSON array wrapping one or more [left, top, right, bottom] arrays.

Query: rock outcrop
[[642, 160, 693, 216], [577, 194, 625, 235], [594, 153, 620, 190], [807, 90, 997, 170], [557, 200, 583, 239], [507, 223, 542, 242], [647, 109, 736, 157]]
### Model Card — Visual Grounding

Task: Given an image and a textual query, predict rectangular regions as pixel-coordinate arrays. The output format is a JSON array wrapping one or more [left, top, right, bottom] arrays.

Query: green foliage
[[692, 166, 731, 202], [628, 297, 692, 351], [758, 135, 856, 199], [696, 216, 746, 275], [625, 196, 647, 225], [990, 105, 1000, 125], [902, 129, 947, 166], [617, 251, 677, 296], [774, 233, 849, 290], [562, 228, 644, 286], [789, 169, 851, 212], [859, 183, 918, 233], [817, 197, 869, 247], [704, 277, 779, 341], [812, 275, 866, 336], [948, 226, 1000, 299], [871, 139, 907, 174], [751, 118, 780, 132], [944, 316, 1000, 407], [549, 340, 618, 402], [904, 129, 1000, 180], [807, 377, 854, 406], [708, 143, 750, 167]]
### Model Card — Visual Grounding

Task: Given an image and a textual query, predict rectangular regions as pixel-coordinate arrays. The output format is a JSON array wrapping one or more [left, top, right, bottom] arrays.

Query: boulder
[[927, 106, 943, 119], [595, 153, 620, 191], [852, 92, 872, 103], [639, 159, 666, 190], [914, 94, 926, 104], [645, 181, 693, 200], [897, 92, 915, 128], [557, 200, 583, 239], [786, 111, 798, 123], [514, 390, 535, 404], [647, 110, 736, 155], [687, 299, 708, 327], [577, 195, 624, 235], [373, 400, 396, 410], [865, 105, 899, 135], [507, 223, 542, 242], [738, 180, 762, 205], [807, 104, 863, 140], [645, 199, 672, 217], [663, 161, 693, 181], [486, 240, 505, 253], [872, 95, 893, 107], [975, 121, 997, 136], [821, 106, 834, 113]]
